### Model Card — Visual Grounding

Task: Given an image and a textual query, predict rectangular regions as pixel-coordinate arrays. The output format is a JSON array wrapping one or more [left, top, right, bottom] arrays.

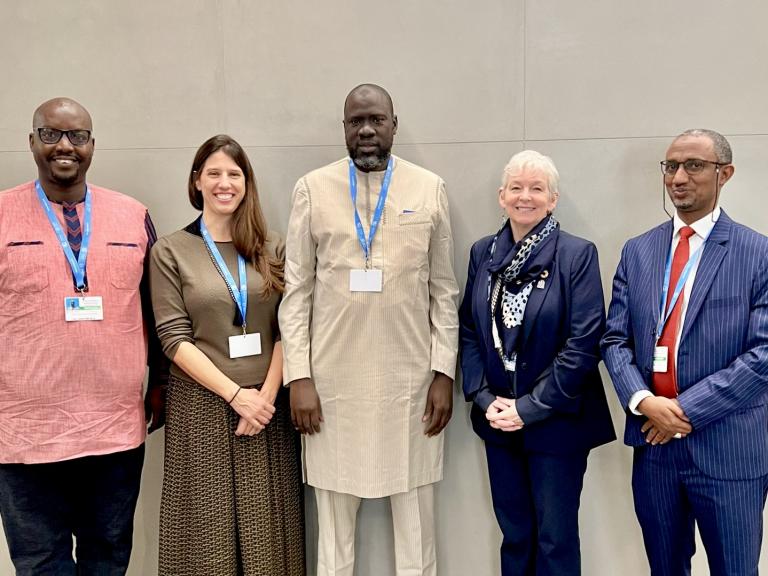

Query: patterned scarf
[[490, 215, 558, 372]]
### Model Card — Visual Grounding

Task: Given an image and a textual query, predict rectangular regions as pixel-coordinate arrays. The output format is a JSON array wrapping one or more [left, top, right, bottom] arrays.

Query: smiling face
[[195, 150, 246, 222], [664, 135, 734, 224], [499, 167, 558, 240], [29, 99, 94, 200], [343, 86, 398, 172]]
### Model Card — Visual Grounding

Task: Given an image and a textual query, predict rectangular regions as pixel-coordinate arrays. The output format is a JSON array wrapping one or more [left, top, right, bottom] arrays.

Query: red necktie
[[653, 226, 695, 398]]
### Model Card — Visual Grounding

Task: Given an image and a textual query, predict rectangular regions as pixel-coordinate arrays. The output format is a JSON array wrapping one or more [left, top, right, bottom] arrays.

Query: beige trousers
[[315, 484, 436, 576]]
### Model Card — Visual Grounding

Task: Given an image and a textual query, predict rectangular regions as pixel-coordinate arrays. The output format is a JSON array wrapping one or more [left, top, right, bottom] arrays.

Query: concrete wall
[[1, 1, 767, 574]]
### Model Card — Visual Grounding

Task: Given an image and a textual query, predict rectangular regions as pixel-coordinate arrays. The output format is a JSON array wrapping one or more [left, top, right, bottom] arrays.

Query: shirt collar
[[673, 205, 721, 240]]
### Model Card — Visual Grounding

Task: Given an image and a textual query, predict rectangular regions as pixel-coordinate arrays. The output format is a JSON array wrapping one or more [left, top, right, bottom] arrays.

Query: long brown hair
[[188, 135, 284, 297]]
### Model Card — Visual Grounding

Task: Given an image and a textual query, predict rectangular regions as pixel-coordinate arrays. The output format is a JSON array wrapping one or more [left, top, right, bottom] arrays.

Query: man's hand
[[423, 372, 453, 437], [486, 396, 524, 432], [145, 384, 167, 433], [638, 396, 692, 445], [290, 378, 323, 435]]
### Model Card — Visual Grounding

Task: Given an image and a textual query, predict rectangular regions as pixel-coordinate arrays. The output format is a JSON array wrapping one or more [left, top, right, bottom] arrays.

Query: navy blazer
[[602, 211, 768, 480], [460, 227, 615, 453]]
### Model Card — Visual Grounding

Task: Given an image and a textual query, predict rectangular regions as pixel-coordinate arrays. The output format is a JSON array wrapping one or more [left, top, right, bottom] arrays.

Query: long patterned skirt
[[159, 376, 305, 576]]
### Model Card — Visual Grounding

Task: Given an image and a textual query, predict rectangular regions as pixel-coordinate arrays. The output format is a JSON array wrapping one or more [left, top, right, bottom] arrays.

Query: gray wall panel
[[1, 1, 767, 575]]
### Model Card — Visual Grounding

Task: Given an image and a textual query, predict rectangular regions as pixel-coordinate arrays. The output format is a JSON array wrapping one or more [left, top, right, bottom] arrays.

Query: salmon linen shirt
[[0, 182, 158, 464], [279, 156, 460, 498]]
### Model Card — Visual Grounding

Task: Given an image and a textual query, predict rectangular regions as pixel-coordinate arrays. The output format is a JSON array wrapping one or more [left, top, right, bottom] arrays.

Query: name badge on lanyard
[[349, 268, 383, 292], [35, 180, 104, 321], [653, 227, 709, 373], [653, 346, 668, 373], [200, 219, 262, 359], [348, 156, 393, 293]]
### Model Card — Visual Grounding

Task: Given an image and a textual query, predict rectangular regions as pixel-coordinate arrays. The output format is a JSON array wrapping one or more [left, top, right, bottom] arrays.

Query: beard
[[667, 189, 694, 211], [50, 170, 80, 187], [348, 144, 390, 171]]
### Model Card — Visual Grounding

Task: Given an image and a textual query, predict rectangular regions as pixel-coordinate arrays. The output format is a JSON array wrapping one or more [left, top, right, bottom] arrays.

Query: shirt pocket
[[393, 212, 433, 271], [6, 242, 49, 293], [397, 211, 432, 227], [107, 242, 144, 290]]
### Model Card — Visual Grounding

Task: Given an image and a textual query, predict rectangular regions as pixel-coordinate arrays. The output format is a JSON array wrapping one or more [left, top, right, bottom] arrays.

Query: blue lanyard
[[349, 156, 394, 266], [35, 180, 92, 291], [656, 228, 711, 338], [200, 219, 248, 330]]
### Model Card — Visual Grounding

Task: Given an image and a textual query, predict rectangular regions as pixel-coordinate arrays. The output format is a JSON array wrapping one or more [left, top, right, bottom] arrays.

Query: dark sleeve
[[142, 211, 170, 388], [459, 240, 495, 411], [516, 242, 606, 425]]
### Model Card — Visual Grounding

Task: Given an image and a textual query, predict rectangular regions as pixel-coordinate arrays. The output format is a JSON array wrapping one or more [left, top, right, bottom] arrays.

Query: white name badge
[[349, 269, 382, 292], [64, 296, 104, 321], [229, 332, 262, 359], [653, 346, 669, 373]]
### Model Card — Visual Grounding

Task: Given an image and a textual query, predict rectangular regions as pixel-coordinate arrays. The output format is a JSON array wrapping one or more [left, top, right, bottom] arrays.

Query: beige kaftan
[[279, 156, 459, 498]]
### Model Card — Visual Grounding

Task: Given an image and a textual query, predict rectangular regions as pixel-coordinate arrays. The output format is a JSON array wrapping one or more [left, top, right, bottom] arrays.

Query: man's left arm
[[423, 180, 459, 436], [142, 211, 170, 432], [677, 255, 768, 431]]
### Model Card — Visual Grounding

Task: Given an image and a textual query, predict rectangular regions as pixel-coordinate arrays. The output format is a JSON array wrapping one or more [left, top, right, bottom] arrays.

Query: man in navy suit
[[602, 129, 768, 575]]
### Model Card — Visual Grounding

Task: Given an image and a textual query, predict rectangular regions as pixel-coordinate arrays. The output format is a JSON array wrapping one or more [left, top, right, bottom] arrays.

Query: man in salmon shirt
[[0, 97, 167, 576]]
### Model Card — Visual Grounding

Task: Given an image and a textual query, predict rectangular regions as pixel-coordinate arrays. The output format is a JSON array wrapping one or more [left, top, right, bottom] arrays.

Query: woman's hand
[[486, 396, 524, 432], [235, 417, 262, 436], [230, 387, 275, 433], [259, 384, 279, 408]]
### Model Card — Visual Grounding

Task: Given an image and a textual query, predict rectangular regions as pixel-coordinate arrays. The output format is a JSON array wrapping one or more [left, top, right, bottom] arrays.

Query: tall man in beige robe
[[279, 84, 459, 576]]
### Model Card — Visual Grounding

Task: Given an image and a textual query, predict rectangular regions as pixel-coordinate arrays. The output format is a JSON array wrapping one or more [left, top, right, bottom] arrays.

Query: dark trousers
[[632, 441, 768, 576], [484, 441, 588, 576], [0, 444, 145, 576]]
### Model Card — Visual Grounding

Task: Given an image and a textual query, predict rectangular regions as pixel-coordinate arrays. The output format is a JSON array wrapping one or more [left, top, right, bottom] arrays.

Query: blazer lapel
[[521, 271, 554, 346], [520, 233, 559, 346], [679, 213, 731, 343], [642, 221, 674, 330]]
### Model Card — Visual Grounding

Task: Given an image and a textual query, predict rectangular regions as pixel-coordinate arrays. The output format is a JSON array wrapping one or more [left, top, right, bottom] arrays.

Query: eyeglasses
[[660, 158, 726, 176], [36, 127, 92, 147]]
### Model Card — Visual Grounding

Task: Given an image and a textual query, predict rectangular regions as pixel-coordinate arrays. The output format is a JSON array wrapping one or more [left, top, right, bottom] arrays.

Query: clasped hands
[[486, 396, 524, 432], [230, 386, 277, 437], [637, 396, 692, 445]]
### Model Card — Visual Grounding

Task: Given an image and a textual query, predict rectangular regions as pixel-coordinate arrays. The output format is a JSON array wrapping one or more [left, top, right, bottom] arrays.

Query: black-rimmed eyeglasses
[[660, 159, 726, 176], [36, 127, 92, 147]]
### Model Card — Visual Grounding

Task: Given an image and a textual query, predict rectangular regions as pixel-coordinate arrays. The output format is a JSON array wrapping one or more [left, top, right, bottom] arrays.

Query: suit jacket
[[602, 211, 768, 480], [460, 226, 615, 453]]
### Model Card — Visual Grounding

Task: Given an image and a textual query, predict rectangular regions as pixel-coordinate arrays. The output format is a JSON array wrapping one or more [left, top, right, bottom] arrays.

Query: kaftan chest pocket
[[6, 242, 50, 294], [107, 242, 144, 290], [389, 212, 433, 272]]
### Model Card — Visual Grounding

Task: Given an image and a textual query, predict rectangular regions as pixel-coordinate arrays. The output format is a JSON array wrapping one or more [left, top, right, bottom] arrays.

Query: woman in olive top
[[150, 135, 304, 576]]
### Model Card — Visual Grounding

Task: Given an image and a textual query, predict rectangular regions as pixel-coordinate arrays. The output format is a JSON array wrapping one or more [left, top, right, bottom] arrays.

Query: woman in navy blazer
[[459, 151, 615, 576]]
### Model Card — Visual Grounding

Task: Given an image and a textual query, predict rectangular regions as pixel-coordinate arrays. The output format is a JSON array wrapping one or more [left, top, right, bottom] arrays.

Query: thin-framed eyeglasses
[[36, 127, 92, 147], [660, 158, 726, 176]]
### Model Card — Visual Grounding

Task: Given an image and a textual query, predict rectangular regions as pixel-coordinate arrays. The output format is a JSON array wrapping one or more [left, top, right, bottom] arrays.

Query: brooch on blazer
[[536, 270, 549, 289]]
